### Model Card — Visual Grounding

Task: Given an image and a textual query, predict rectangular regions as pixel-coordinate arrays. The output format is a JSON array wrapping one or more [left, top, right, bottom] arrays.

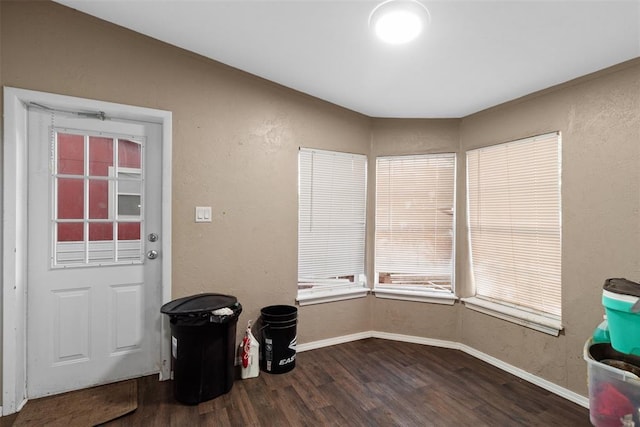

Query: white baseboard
[[296, 331, 373, 352], [298, 331, 589, 409], [16, 398, 27, 413], [459, 343, 589, 408], [372, 331, 460, 350]]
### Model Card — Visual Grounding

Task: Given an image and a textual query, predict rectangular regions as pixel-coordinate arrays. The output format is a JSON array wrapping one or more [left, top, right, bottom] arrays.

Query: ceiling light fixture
[[369, 0, 430, 45]]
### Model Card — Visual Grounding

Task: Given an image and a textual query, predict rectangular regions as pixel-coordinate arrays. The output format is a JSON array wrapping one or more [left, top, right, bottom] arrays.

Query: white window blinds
[[375, 153, 456, 290], [466, 132, 561, 318], [298, 148, 367, 288]]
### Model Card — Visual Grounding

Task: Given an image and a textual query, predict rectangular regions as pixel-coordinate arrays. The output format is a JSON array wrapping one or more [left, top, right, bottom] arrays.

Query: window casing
[[464, 132, 562, 335], [297, 148, 368, 305], [374, 153, 456, 303]]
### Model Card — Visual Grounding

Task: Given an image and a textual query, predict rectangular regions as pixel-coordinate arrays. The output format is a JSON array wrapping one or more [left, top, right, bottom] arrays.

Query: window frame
[[462, 132, 562, 335], [373, 153, 458, 305], [296, 148, 369, 306]]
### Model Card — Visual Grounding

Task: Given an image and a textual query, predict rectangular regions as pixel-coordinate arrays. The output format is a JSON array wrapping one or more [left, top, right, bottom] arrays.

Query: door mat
[[14, 379, 137, 427]]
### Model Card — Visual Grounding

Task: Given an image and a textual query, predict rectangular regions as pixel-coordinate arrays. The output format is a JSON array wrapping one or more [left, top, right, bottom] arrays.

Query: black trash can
[[260, 305, 297, 374], [161, 293, 242, 404]]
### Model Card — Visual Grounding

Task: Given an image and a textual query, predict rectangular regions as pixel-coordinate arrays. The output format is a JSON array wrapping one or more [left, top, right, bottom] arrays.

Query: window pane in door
[[57, 133, 84, 175], [118, 222, 141, 241], [118, 175, 141, 193], [89, 222, 113, 241], [88, 136, 113, 176], [57, 178, 84, 219], [88, 180, 109, 219], [57, 222, 83, 242], [119, 139, 141, 169], [118, 195, 141, 217]]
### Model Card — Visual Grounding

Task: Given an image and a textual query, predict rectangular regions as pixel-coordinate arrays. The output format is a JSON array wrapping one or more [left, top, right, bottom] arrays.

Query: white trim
[[159, 99, 173, 381], [298, 331, 589, 409], [371, 331, 460, 349], [2, 87, 173, 415], [296, 287, 370, 306], [296, 331, 374, 352], [2, 87, 29, 416], [460, 341, 588, 409], [462, 296, 563, 336], [373, 288, 457, 305]]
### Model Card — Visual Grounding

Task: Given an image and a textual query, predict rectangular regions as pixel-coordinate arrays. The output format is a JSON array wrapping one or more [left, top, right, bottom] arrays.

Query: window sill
[[373, 287, 457, 305], [296, 287, 369, 306], [462, 296, 563, 336]]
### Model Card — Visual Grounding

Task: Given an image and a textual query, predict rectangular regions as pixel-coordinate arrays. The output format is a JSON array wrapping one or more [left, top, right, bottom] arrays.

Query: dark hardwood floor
[[4, 338, 591, 426]]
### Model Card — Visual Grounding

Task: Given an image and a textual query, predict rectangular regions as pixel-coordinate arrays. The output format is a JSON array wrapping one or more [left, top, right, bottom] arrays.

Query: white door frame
[[2, 87, 173, 415]]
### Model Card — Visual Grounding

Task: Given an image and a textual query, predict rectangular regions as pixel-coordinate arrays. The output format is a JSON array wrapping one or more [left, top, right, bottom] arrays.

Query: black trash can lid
[[161, 293, 238, 315], [604, 278, 640, 297]]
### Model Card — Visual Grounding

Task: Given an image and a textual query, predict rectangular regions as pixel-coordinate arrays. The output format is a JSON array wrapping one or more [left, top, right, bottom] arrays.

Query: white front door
[[26, 107, 163, 398]]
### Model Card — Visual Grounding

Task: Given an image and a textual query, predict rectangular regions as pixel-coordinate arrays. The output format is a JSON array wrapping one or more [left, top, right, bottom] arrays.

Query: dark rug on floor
[[14, 379, 137, 427]]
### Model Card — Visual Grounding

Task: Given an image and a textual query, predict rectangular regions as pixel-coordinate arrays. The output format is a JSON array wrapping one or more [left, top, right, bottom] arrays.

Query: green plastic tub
[[602, 278, 640, 356]]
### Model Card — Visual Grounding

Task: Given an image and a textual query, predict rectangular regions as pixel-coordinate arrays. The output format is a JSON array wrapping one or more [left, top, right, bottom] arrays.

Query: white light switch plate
[[195, 206, 212, 223]]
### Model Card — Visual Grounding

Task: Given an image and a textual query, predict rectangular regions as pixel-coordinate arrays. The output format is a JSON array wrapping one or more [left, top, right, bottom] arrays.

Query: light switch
[[195, 206, 212, 223]]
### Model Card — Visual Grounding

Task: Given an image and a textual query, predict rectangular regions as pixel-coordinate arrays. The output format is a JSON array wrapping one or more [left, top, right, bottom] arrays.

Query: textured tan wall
[[369, 119, 462, 341], [0, 0, 372, 346], [458, 60, 640, 395]]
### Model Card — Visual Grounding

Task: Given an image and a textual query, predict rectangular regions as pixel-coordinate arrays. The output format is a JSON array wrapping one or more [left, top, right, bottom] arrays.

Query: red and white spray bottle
[[240, 320, 259, 379]]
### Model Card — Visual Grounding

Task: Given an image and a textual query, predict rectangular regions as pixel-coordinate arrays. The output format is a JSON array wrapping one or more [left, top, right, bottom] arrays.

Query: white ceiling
[[54, 0, 640, 118]]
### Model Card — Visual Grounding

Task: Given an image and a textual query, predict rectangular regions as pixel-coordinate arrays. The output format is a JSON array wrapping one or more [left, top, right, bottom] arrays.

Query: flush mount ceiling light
[[369, 0, 430, 45]]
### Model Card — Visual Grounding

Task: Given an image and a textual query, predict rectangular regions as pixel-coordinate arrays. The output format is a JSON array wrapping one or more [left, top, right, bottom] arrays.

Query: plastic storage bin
[[602, 278, 640, 356], [161, 293, 242, 404], [584, 340, 640, 427]]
